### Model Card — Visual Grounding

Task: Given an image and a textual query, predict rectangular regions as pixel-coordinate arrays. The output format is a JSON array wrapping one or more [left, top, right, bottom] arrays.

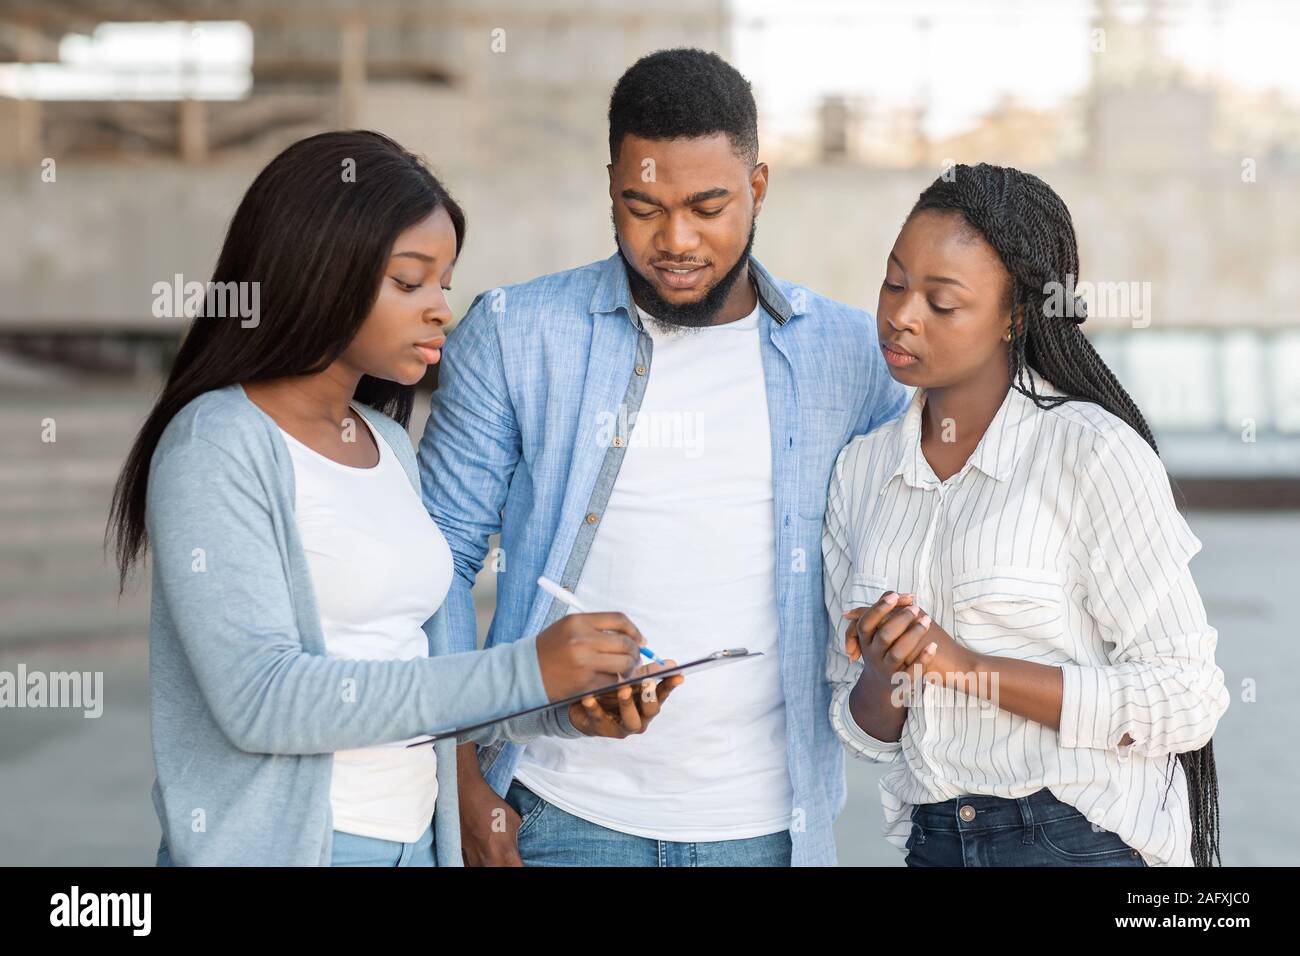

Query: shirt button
[[634, 365, 646, 376], [959, 804, 976, 823], [585, 512, 599, 525], [612, 436, 625, 448]]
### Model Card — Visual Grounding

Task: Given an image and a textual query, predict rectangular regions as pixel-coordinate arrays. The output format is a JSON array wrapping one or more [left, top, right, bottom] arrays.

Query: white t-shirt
[[515, 301, 794, 841], [279, 406, 453, 844]]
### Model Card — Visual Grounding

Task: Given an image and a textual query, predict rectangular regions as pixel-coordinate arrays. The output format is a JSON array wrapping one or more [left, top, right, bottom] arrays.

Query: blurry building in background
[[0, 0, 728, 370], [0, 0, 728, 647], [743, 0, 1300, 497], [0, 0, 1295, 870], [0, 0, 1297, 650]]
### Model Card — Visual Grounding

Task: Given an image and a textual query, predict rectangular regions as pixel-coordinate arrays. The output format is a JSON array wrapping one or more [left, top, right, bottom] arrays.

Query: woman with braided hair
[[823, 162, 1229, 867]]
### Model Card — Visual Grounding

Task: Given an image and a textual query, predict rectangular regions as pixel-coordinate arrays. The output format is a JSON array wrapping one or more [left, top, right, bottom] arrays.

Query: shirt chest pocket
[[950, 567, 1069, 659], [798, 404, 849, 521], [846, 571, 890, 610]]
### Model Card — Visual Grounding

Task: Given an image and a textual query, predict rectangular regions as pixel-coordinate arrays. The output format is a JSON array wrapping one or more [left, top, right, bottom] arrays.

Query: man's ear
[[750, 162, 769, 217], [607, 162, 615, 201]]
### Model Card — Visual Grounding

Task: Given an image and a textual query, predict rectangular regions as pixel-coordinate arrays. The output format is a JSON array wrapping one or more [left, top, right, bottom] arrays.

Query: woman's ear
[[1008, 300, 1027, 341]]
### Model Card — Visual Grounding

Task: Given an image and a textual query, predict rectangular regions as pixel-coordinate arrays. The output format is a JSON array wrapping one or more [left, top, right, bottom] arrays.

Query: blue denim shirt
[[417, 252, 907, 866]]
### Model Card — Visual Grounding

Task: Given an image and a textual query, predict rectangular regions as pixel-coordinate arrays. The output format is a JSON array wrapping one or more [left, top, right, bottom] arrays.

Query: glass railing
[[1091, 329, 1300, 478]]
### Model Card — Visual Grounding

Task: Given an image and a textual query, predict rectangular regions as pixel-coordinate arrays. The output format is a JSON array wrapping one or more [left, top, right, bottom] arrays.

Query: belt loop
[[1017, 796, 1035, 845]]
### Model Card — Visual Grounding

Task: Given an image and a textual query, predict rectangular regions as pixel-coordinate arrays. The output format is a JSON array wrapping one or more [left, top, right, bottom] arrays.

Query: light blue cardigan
[[145, 384, 580, 866]]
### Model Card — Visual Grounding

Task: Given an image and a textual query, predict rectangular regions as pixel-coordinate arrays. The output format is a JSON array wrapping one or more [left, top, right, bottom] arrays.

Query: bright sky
[[0, 0, 1296, 137], [730, 0, 1300, 139], [0, 21, 252, 100]]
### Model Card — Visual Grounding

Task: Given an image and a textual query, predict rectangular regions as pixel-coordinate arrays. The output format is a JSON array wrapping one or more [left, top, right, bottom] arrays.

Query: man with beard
[[418, 48, 906, 866]]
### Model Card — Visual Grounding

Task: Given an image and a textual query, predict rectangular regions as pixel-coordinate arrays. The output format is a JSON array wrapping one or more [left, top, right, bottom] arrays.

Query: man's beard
[[616, 218, 757, 331]]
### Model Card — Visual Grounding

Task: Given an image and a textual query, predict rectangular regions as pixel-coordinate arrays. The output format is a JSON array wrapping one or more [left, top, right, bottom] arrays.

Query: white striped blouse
[[822, 368, 1230, 867]]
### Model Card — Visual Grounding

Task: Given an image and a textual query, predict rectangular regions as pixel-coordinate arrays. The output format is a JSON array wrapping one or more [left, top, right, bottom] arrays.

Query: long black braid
[[909, 163, 1220, 867]]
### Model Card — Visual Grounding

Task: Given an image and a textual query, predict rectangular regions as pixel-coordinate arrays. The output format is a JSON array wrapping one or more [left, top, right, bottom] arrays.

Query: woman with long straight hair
[[109, 130, 680, 867], [823, 163, 1228, 867]]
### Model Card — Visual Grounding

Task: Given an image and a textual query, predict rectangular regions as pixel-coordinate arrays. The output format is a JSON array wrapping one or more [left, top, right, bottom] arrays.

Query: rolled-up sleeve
[[831, 686, 904, 762], [823, 444, 902, 764], [1058, 427, 1230, 760]]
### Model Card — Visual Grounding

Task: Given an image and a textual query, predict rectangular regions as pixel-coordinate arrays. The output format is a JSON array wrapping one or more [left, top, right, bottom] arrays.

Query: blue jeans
[[156, 822, 435, 866], [154, 822, 434, 868], [904, 789, 1148, 867], [505, 780, 792, 866], [330, 822, 436, 867]]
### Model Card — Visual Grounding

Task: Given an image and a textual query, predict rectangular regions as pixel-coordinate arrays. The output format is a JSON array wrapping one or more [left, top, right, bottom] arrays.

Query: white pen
[[536, 575, 667, 665]]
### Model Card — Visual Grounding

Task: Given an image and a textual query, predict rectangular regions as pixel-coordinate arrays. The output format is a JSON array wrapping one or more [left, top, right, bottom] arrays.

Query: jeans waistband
[[910, 789, 1083, 833]]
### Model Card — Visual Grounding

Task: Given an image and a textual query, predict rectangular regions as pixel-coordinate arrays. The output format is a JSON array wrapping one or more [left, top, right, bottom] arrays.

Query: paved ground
[[0, 385, 1294, 865]]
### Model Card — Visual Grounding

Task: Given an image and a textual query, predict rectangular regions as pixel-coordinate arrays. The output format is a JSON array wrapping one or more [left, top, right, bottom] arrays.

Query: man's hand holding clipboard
[[567, 657, 685, 739], [533, 575, 680, 739], [405, 577, 764, 747]]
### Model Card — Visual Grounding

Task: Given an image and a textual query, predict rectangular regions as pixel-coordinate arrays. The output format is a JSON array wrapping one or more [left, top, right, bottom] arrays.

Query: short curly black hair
[[608, 48, 758, 164]]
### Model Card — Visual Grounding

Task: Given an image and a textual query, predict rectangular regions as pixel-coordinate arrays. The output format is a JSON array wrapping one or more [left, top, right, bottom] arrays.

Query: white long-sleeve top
[[822, 369, 1230, 866]]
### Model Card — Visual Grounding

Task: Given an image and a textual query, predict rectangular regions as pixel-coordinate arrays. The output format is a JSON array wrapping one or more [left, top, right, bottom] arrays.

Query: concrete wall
[[3, 156, 1297, 332]]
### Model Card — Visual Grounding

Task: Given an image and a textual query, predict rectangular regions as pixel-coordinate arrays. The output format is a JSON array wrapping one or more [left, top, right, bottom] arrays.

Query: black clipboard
[[404, 648, 762, 747]]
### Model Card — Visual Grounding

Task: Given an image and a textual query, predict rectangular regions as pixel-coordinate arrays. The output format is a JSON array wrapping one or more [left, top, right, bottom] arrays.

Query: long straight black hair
[[108, 129, 465, 592], [909, 163, 1221, 867]]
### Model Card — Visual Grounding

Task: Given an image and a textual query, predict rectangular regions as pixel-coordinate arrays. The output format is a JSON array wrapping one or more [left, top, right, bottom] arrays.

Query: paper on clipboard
[[404, 647, 762, 748]]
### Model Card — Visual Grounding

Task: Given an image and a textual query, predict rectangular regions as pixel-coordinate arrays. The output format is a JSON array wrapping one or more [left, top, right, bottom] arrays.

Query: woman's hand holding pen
[[535, 611, 645, 699], [535, 611, 684, 737]]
